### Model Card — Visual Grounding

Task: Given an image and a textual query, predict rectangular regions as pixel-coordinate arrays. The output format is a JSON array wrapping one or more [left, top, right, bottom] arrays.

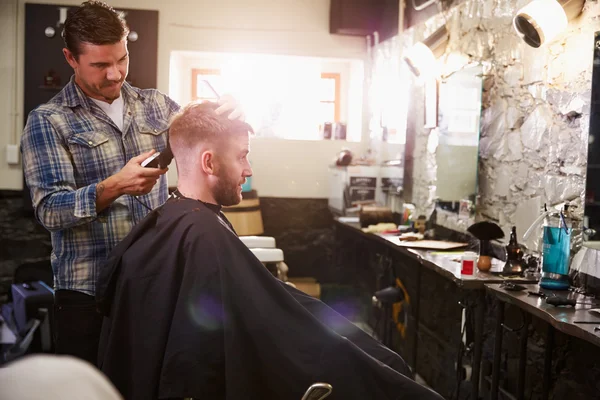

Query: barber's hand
[[215, 94, 245, 121], [115, 150, 168, 196]]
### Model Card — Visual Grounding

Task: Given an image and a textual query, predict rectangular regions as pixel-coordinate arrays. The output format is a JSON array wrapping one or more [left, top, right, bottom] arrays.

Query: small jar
[[461, 251, 477, 275]]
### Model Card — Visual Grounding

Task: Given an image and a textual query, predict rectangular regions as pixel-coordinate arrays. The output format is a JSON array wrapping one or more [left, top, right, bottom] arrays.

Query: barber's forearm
[[35, 185, 98, 231], [95, 175, 124, 213], [35, 177, 123, 231]]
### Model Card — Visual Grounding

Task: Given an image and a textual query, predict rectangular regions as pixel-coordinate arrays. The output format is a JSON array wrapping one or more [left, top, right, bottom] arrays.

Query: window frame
[[320, 72, 341, 123], [191, 68, 221, 102]]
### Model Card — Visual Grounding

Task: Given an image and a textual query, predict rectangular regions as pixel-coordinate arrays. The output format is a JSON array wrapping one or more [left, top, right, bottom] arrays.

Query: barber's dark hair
[[62, 1, 129, 59]]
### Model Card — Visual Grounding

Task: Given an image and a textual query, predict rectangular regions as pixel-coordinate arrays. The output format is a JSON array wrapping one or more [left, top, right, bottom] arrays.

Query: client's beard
[[213, 181, 242, 207], [212, 165, 243, 207]]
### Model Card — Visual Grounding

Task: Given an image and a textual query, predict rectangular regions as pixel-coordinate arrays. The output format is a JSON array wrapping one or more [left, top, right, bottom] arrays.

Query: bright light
[[513, 0, 568, 48], [404, 42, 437, 78], [169, 51, 364, 141], [442, 52, 471, 77], [369, 40, 408, 145], [221, 55, 322, 140]]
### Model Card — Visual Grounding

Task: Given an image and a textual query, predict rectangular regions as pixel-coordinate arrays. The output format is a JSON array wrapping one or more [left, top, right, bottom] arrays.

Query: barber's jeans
[[54, 290, 104, 366]]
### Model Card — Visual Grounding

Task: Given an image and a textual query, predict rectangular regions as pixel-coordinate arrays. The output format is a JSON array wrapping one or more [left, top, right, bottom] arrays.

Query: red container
[[461, 260, 474, 275], [461, 252, 477, 275]]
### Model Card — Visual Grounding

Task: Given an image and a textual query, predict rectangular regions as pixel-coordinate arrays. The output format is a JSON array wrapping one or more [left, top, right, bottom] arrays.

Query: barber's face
[[213, 134, 252, 206], [63, 40, 129, 103]]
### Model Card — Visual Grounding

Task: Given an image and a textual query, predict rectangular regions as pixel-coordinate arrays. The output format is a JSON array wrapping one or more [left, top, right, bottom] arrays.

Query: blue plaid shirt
[[21, 76, 180, 296]]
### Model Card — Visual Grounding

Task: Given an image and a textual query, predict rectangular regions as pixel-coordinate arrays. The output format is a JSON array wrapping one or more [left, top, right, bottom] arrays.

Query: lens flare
[[187, 292, 225, 330]]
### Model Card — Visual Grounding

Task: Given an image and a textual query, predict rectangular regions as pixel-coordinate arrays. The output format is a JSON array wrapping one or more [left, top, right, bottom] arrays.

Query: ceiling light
[[513, 0, 585, 48], [404, 25, 449, 78]]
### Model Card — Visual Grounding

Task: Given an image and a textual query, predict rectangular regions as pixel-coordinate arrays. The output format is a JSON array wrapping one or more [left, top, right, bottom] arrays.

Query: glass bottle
[[503, 226, 524, 274]]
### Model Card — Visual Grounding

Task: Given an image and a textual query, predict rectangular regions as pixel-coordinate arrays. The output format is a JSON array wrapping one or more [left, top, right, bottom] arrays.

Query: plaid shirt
[[21, 76, 180, 296]]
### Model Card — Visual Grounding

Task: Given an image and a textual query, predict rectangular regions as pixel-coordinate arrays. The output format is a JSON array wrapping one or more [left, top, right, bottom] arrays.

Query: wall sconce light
[[404, 25, 449, 78], [128, 31, 139, 42], [45, 7, 68, 39], [513, 0, 585, 48], [44, 27, 56, 38]]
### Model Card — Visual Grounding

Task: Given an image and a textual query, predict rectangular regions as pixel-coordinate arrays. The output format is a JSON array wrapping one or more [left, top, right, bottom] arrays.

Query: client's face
[[213, 133, 252, 206]]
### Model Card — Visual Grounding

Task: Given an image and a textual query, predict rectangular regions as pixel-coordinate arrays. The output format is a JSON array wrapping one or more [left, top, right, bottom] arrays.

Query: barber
[[20, 0, 244, 365]]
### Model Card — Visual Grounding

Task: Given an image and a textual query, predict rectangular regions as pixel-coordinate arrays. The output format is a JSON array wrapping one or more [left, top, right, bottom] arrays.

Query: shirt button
[[88, 141, 93, 146], [128, 111, 132, 115], [153, 129, 158, 133]]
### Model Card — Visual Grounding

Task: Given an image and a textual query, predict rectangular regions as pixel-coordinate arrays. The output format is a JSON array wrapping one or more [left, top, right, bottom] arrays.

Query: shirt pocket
[[136, 117, 169, 154], [68, 130, 109, 148], [67, 131, 117, 185]]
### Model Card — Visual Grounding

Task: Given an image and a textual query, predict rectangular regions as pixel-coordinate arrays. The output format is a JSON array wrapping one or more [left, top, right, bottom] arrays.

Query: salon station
[[2, 0, 600, 399]]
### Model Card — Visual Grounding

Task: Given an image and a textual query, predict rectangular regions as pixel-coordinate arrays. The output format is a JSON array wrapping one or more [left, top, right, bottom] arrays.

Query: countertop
[[334, 219, 538, 289], [486, 283, 600, 347]]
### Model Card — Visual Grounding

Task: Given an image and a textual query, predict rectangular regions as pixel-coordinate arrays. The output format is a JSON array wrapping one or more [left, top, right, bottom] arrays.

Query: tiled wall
[[0, 192, 335, 300], [0, 191, 51, 301]]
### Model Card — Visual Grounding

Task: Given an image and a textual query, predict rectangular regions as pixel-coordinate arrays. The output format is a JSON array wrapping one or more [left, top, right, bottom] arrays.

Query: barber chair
[[239, 236, 289, 282], [182, 382, 331, 400], [301, 383, 332, 400], [373, 286, 405, 349], [240, 236, 321, 298]]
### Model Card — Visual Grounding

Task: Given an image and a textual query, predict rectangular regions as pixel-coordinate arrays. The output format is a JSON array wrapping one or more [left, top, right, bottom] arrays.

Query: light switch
[[6, 144, 19, 165]]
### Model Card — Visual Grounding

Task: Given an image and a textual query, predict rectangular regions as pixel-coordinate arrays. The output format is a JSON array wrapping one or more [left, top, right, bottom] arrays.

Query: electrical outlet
[[6, 144, 19, 165]]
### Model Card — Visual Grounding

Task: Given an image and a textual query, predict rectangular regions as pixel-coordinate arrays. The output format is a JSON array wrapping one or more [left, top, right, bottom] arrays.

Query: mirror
[[584, 31, 600, 243], [435, 65, 483, 215]]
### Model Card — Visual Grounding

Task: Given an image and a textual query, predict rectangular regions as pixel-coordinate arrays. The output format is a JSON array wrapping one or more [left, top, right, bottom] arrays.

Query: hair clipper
[[142, 143, 173, 169]]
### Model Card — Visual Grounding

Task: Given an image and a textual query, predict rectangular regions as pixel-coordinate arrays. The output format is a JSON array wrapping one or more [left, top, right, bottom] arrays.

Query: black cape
[[96, 198, 443, 400]]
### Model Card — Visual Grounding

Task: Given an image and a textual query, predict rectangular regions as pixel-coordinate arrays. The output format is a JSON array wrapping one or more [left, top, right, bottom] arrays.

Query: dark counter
[[486, 283, 600, 348], [333, 219, 537, 399]]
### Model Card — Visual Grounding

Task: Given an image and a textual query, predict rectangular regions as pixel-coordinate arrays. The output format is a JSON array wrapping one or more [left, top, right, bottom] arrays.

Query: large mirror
[[435, 65, 483, 215], [584, 31, 600, 245]]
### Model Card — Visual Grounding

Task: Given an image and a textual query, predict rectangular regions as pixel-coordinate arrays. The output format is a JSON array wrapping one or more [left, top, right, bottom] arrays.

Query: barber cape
[[96, 197, 443, 400]]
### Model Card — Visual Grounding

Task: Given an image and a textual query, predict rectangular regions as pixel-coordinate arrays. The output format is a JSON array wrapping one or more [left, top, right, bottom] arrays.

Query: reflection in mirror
[[584, 31, 600, 244], [435, 65, 483, 216]]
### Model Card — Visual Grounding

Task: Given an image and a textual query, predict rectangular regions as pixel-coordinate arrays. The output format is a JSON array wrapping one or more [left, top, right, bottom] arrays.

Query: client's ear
[[201, 150, 216, 175]]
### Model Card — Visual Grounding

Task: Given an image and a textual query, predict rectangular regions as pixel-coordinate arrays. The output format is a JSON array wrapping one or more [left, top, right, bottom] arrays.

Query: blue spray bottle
[[523, 203, 574, 290]]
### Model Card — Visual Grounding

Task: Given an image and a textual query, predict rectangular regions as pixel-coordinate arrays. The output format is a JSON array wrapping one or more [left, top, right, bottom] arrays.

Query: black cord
[[129, 195, 155, 226], [133, 195, 153, 212], [453, 304, 473, 400], [373, 254, 392, 344]]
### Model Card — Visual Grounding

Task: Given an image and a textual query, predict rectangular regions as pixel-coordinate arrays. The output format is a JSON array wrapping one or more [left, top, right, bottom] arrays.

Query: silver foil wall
[[391, 0, 600, 264]]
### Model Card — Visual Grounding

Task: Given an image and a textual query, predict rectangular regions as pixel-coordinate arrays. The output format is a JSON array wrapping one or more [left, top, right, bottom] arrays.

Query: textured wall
[[260, 197, 336, 282], [397, 0, 600, 259], [391, 3, 600, 398]]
